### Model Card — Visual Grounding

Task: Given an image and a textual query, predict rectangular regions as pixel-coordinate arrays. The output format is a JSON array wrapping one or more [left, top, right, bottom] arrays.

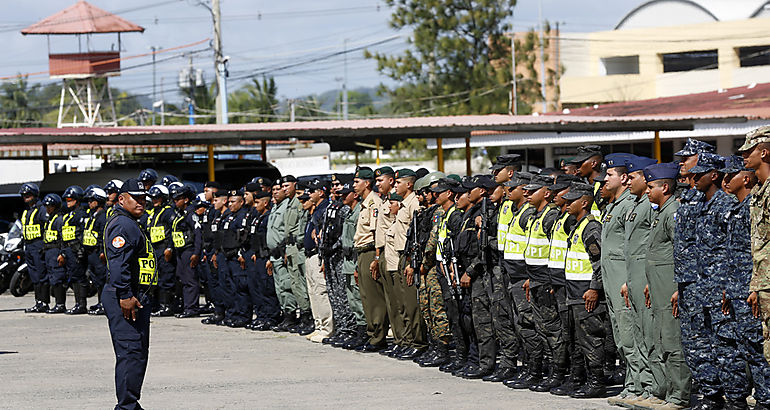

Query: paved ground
[[1, 292, 614, 409]]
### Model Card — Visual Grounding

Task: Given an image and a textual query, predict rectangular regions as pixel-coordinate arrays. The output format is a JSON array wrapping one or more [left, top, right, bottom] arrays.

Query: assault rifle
[[409, 210, 422, 287], [437, 240, 462, 301]]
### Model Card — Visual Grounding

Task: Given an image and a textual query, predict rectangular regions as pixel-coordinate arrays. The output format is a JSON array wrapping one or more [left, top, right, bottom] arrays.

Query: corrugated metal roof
[[21, 1, 144, 35], [563, 83, 770, 118]]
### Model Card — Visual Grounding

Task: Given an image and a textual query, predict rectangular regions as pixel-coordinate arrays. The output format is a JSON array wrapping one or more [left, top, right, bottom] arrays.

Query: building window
[[600, 55, 640, 75], [661, 50, 718, 72], [738, 45, 770, 67]]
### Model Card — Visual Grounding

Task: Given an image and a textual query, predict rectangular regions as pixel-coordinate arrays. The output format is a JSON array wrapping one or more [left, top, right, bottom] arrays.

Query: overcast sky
[[3, 0, 639, 103]]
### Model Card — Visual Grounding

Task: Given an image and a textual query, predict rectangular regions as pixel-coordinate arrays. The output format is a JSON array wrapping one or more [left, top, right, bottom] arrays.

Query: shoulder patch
[[588, 243, 600, 256], [111, 236, 126, 249], [374, 208, 379, 218]]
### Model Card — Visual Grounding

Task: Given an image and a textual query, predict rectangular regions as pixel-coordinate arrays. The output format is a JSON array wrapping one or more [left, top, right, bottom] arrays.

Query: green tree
[[0, 76, 43, 128], [228, 76, 279, 123], [365, 0, 517, 116]]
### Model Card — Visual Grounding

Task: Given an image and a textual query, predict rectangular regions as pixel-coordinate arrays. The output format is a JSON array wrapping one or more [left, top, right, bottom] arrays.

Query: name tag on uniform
[[62, 226, 76, 241], [211, 225, 218, 232], [250, 226, 256, 234], [83, 231, 98, 246], [173, 232, 185, 248], [150, 226, 166, 243]]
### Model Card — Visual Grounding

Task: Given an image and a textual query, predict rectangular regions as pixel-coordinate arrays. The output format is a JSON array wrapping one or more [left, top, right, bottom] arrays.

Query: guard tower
[[21, 1, 144, 128]]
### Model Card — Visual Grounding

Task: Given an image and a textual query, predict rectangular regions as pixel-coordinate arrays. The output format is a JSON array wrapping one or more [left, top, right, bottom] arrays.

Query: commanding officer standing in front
[[103, 178, 156, 410]]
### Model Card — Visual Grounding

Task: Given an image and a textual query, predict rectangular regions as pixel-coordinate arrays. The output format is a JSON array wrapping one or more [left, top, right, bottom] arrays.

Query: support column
[[437, 137, 444, 172], [375, 138, 381, 166], [260, 139, 267, 161], [465, 136, 472, 175], [653, 131, 662, 162], [207, 144, 215, 181], [355, 151, 359, 167], [544, 145, 554, 169], [42, 144, 49, 177]]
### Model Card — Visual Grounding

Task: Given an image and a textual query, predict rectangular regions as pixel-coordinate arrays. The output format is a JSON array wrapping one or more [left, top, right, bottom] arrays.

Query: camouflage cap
[[738, 125, 770, 153], [675, 138, 716, 157], [562, 182, 594, 201], [567, 145, 603, 164], [720, 154, 751, 173], [688, 152, 725, 174]]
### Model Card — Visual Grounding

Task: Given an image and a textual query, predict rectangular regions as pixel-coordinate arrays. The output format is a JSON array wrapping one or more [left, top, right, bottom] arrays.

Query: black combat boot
[[47, 284, 67, 313], [570, 372, 606, 399], [531, 367, 565, 392], [421, 342, 451, 367], [25, 284, 46, 313], [272, 310, 297, 332], [483, 366, 519, 383], [506, 360, 543, 389], [66, 284, 87, 314], [440, 353, 467, 374]]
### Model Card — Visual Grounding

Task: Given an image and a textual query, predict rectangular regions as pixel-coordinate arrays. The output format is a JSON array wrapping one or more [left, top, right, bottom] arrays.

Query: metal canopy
[[0, 114, 745, 151]]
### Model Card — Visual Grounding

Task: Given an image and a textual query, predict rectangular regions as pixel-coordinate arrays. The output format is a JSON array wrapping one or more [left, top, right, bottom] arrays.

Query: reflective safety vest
[[82, 212, 100, 247], [497, 200, 515, 251], [44, 214, 59, 243], [504, 203, 531, 261], [22, 207, 42, 241], [548, 212, 571, 269], [591, 181, 601, 219], [524, 206, 553, 266], [436, 205, 458, 262], [138, 237, 157, 286], [148, 206, 171, 243], [565, 215, 596, 281], [106, 206, 115, 219], [171, 211, 191, 249], [61, 212, 77, 242]]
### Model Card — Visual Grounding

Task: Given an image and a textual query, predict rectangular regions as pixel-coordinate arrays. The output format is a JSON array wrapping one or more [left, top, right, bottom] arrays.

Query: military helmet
[[170, 183, 192, 200], [62, 185, 84, 201], [415, 171, 446, 192], [139, 168, 159, 184], [42, 193, 62, 208], [104, 179, 123, 194], [87, 187, 108, 203], [148, 184, 170, 199], [161, 175, 179, 187], [18, 182, 40, 197]]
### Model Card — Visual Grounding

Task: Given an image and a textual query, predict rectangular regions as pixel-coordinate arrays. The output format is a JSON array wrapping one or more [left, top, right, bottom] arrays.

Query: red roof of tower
[[21, 1, 144, 35]]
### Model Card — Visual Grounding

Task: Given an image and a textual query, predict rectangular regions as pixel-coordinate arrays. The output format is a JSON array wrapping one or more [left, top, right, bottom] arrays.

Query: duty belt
[[354, 243, 375, 253]]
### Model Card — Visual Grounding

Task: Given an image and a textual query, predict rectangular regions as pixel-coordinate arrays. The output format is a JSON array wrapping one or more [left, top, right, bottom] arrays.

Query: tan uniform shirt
[[354, 190, 381, 248], [375, 190, 396, 249]]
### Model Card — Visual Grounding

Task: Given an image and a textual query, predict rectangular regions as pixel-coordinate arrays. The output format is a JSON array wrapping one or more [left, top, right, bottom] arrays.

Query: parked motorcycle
[[0, 220, 24, 295]]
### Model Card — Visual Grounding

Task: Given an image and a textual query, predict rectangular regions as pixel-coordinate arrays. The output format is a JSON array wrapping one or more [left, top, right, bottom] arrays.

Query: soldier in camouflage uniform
[[339, 182, 368, 349], [319, 175, 358, 346], [410, 173, 453, 366], [672, 139, 718, 405], [719, 155, 770, 409], [742, 126, 770, 366], [691, 152, 745, 409]]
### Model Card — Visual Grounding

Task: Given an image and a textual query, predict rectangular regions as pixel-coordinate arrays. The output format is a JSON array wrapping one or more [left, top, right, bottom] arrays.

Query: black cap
[[228, 189, 243, 197], [461, 176, 480, 190], [430, 178, 463, 193], [490, 154, 522, 170], [339, 182, 355, 195], [523, 174, 554, 191], [548, 174, 582, 191], [298, 193, 311, 201], [254, 191, 271, 199], [568, 145, 603, 164], [255, 176, 273, 187], [562, 182, 594, 201], [245, 182, 261, 193], [214, 189, 229, 198], [502, 171, 533, 188], [476, 175, 497, 189], [120, 178, 147, 196], [204, 181, 220, 189], [415, 168, 429, 179], [280, 175, 298, 184]]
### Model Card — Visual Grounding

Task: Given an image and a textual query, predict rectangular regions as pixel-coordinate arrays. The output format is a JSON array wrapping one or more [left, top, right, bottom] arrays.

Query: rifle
[[479, 198, 488, 266], [437, 240, 462, 301], [409, 210, 422, 287]]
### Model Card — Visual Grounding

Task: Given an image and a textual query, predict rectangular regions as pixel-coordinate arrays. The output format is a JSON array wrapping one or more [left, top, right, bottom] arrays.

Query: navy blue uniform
[[244, 207, 281, 324], [199, 206, 221, 315], [22, 202, 49, 306], [221, 207, 250, 322], [102, 205, 156, 410], [61, 204, 88, 286], [83, 208, 107, 304], [146, 204, 176, 293], [172, 204, 203, 313]]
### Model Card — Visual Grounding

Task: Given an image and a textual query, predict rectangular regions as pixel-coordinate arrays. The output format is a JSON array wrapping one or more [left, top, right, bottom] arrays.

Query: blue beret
[[605, 153, 635, 169], [689, 153, 725, 174], [625, 156, 658, 173], [643, 162, 679, 182]]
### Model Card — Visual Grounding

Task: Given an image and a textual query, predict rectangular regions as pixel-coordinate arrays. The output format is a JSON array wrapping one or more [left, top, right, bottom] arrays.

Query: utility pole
[[150, 46, 161, 125], [538, 0, 547, 113], [290, 100, 295, 122], [555, 21, 561, 111], [511, 32, 517, 115], [343, 39, 349, 121], [212, 0, 228, 124]]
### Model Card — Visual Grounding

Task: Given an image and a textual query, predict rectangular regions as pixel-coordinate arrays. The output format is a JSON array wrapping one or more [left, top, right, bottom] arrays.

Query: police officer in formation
[[21, 127, 770, 410]]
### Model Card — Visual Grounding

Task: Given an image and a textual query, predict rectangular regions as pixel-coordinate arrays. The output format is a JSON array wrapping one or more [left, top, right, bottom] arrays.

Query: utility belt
[[223, 247, 240, 260], [43, 242, 59, 251], [355, 242, 375, 253]]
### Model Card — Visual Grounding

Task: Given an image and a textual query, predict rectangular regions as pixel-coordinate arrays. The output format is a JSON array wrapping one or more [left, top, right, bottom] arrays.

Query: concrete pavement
[[0, 293, 613, 409]]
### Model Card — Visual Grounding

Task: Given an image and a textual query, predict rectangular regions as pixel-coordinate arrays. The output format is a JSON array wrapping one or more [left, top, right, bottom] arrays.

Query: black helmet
[[62, 185, 84, 201], [87, 187, 108, 203], [170, 183, 192, 200], [42, 193, 62, 208], [161, 175, 179, 186], [104, 179, 123, 194], [18, 182, 40, 197], [139, 168, 159, 184], [148, 184, 170, 199]]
